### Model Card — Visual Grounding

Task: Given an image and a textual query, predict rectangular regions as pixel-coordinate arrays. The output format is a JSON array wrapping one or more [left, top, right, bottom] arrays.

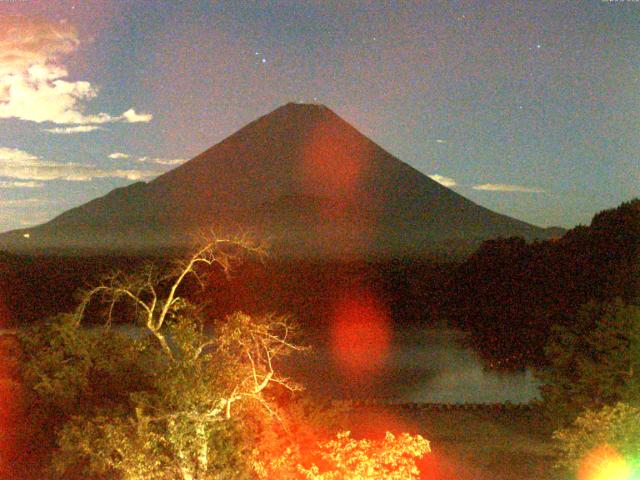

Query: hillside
[[0, 103, 559, 257]]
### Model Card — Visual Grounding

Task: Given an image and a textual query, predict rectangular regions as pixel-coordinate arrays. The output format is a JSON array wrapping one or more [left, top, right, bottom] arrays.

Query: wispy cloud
[[108, 152, 130, 159], [154, 158, 186, 166], [0, 198, 42, 207], [108, 152, 186, 167], [43, 125, 104, 134], [428, 174, 457, 187], [0, 147, 159, 182], [472, 183, 545, 193], [0, 180, 44, 188], [137, 156, 186, 166], [0, 16, 152, 125]]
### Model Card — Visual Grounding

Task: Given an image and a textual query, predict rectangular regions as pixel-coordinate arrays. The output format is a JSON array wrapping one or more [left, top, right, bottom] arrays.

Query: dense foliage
[[256, 431, 430, 480], [24, 310, 300, 480], [20, 238, 305, 479], [538, 299, 640, 427], [18, 238, 433, 479], [553, 402, 640, 478], [443, 198, 640, 369], [534, 203, 640, 477]]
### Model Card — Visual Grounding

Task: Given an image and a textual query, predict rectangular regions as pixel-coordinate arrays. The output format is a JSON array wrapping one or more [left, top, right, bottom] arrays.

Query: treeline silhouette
[[442, 198, 640, 369], [1, 199, 637, 371], [0, 251, 450, 342]]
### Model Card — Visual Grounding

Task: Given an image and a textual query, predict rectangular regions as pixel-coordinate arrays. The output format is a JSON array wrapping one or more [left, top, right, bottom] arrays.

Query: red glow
[[329, 290, 391, 377], [347, 406, 462, 479], [348, 406, 412, 439], [417, 445, 472, 480], [301, 118, 373, 216]]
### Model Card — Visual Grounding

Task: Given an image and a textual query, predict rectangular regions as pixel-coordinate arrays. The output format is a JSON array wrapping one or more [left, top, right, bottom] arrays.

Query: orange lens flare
[[348, 406, 412, 439], [578, 444, 634, 480], [300, 117, 376, 222], [347, 406, 458, 479], [418, 452, 461, 480], [301, 119, 368, 198], [329, 290, 391, 378]]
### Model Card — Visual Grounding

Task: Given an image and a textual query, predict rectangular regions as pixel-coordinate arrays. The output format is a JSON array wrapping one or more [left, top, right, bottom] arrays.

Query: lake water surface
[[283, 327, 541, 404], [109, 324, 541, 404]]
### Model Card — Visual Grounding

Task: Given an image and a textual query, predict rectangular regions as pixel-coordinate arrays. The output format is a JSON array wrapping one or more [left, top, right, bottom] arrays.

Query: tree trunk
[[180, 468, 194, 480], [196, 422, 209, 475]]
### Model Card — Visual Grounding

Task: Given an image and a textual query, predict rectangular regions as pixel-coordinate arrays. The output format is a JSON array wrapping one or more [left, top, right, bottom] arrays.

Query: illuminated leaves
[[539, 299, 640, 426], [21, 236, 303, 480], [553, 402, 640, 479], [257, 431, 431, 480]]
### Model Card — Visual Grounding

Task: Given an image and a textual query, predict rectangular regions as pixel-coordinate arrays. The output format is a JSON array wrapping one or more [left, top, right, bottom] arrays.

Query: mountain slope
[[0, 103, 559, 257]]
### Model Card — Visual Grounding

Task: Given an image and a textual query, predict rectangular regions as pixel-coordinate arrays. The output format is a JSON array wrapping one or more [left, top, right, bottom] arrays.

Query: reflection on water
[[106, 324, 540, 404], [283, 328, 541, 404]]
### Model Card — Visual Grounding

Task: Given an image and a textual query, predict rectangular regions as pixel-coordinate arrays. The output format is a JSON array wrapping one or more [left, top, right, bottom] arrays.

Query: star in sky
[[0, 1, 637, 232]]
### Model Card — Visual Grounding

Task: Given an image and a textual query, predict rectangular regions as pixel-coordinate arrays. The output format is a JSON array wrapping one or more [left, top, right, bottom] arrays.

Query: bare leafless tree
[[54, 233, 307, 480], [74, 233, 267, 358]]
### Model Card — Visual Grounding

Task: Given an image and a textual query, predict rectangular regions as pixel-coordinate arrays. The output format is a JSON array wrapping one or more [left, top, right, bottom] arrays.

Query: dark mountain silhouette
[[0, 103, 561, 257]]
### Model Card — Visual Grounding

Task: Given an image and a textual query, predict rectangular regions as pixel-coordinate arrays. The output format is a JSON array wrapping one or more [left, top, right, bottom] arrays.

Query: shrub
[[538, 299, 640, 426], [553, 402, 640, 478], [256, 431, 431, 480]]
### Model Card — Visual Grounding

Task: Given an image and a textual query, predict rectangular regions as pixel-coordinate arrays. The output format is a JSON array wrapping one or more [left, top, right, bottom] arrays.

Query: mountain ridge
[[0, 103, 562, 258]]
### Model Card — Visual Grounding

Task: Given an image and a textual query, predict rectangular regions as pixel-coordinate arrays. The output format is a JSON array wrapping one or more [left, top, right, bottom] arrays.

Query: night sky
[[0, 1, 638, 233]]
